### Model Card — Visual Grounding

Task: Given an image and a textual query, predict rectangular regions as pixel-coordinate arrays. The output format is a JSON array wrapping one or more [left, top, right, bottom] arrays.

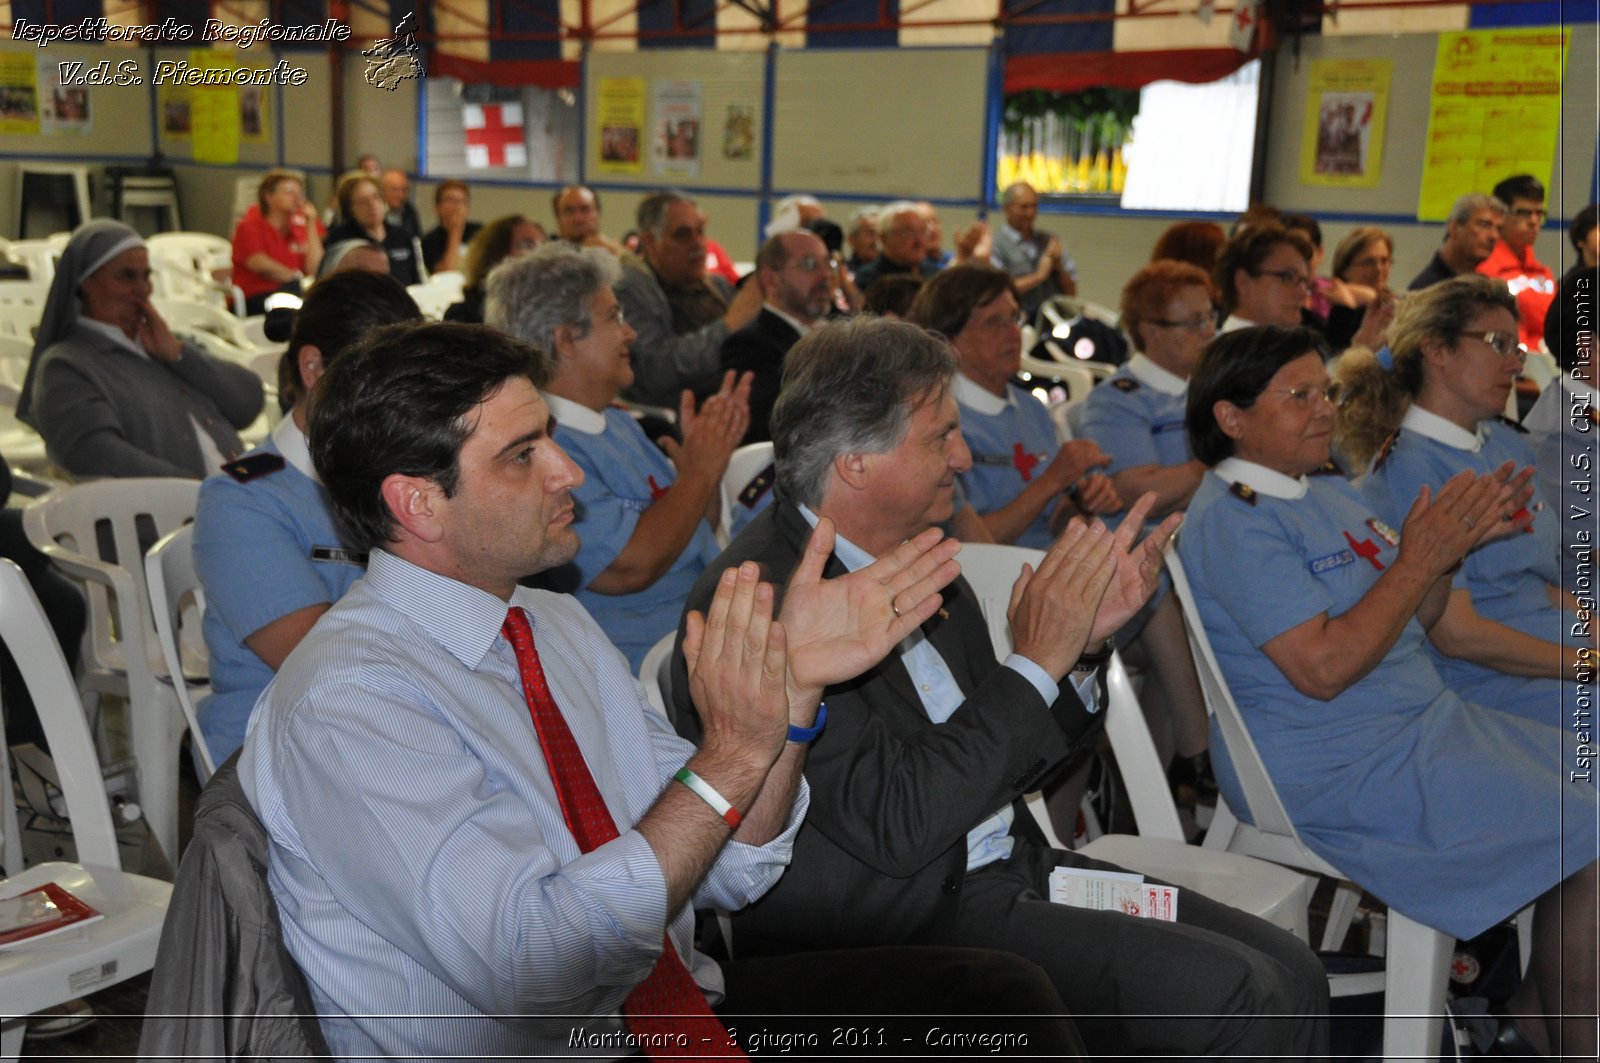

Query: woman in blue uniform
[[192, 271, 424, 764], [1180, 325, 1596, 1059], [1337, 275, 1588, 721], [485, 243, 749, 671]]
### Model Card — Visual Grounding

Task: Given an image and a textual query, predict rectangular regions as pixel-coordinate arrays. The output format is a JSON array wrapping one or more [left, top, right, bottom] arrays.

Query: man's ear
[[833, 450, 870, 491], [379, 473, 446, 544]]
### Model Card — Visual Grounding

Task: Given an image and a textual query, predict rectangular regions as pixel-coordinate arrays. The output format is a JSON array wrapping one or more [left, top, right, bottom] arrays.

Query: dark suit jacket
[[672, 499, 1099, 956], [715, 308, 802, 445]]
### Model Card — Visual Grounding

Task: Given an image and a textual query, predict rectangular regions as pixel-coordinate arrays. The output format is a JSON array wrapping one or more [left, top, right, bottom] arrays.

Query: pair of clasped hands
[[681, 492, 1183, 771]]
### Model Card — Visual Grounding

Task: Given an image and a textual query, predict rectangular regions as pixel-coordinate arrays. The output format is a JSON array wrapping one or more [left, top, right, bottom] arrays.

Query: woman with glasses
[[1179, 324, 1595, 1060], [1336, 275, 1588, 720], [1316, 225, 1398, 352], [1212, 222, 1318, 332]]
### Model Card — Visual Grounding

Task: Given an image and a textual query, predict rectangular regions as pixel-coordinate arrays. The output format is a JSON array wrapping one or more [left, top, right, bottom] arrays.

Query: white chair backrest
[[3, 237, 67, 285], [0, 559, 122, 870], [152, 296, 256, 351], [718, 441, 775, 543], [959, 542, 1187, 841], [405, 281, 463, 322], [0, 333, 32, 390], [0, 281, 48, 341], [1163, 545, 1307, 845], [638, 631, 676, 718], [144, 526, 216, 781]]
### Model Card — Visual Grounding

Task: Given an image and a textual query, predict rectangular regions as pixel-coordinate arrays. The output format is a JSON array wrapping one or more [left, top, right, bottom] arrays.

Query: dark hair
[[433, 179, 469, 206], [1492, 174, 1544, 207], [335, 171, 380, 220], [1572, 203, 1599, 253], [862, 275, 924, 319], [1151, 221, 1227, 273], [308, 322, 550, 551], [1330, 226, 1394, 280], [907, 263, 1018, 340], [1280, 213, 1322, 250], [278, 271, 423, 413], [1121, 260, 1213, 351], [771, 318, 956, 507], [463, 214, 532, 292], [1213, 222, 1314, 313], [1186, 325, 1330, 465]]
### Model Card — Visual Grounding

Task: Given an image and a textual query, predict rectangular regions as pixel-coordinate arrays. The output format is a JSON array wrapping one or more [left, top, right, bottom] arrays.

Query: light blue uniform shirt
[[799, 504, 1097, 871], [1078, 354, 1192, 478], [952, 372, 1064, 550], [193, 418, 364, 764], [242, 550, 807, 1061], [549, 395, 721, 671]]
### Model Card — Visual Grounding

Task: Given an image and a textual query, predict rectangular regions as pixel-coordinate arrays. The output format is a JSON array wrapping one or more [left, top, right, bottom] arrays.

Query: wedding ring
[[891, 601, 903, 618], [1461, 515, 1475, 529]]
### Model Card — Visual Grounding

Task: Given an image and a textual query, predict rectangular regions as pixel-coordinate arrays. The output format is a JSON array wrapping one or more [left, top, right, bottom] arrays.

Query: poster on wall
[[1299, 58, 1389, 187], [723, 103, 753, 160], [189, 49, 240, 165], [37, 56, 91, 135], [1417, 28, 1569, 221], [653, 80, 702, 177], [0, 53, 41, 136], [239, 84, 270, 142], [595, 76, 645, 175], [161, 85, 192, 138], [463, 101, 527, 169]]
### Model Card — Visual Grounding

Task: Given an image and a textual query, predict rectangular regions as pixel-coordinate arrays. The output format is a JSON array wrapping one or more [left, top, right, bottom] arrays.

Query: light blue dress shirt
[[241, 550, 807, 1061]]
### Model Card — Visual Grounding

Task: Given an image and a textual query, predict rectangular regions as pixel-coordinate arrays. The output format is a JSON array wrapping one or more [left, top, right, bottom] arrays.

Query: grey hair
[[637, 189, 697, 238], [847, 205, 879, 232], [1000, 181, 1036, 208], [484, 242, 620, 379], [1446, 193, 1507, 231], [773, 193, 823, 216], [878, 200, 922, 235], [771, 317, 957, 508]]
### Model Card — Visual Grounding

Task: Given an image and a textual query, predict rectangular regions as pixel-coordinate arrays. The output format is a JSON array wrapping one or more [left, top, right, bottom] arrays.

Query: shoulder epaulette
[[738, 463, 776, 508], [1307, 460, 1343, 477], [1111, 377, 1140, 392], [222, 452, 286, 483], [1229, 481, 1258, 506], [1494, 414, 1529, 434], [1372, 431, 1399, 472]]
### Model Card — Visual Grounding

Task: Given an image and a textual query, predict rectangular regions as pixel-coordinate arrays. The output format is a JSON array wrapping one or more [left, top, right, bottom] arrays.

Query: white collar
[[1219, 314, 1257, 334], [1562, 372, 1598, 404], [797, 502, 876, 571], [271, 416, 319, 483], [951, 371, 1012, 416], [1213, 457, 1308, 499], [543, 392, 607, 435], [762, 304, 816, 336], [1401, 403, 1483, 453], [77, 317, 149, 358], [1126, 353, 1188, 396]]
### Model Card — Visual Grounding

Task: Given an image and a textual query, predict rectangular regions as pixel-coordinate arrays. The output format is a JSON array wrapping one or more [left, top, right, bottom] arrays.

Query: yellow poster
[[595, 76, 645, 175], [0, 53, 41, 136], [1299, 58, 1390, 188], [1417, 28, 1569, 221], [188, 49, 240, 164]]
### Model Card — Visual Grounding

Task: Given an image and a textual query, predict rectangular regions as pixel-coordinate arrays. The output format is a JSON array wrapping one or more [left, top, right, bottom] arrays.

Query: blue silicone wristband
[[787, 702, 827, 744]]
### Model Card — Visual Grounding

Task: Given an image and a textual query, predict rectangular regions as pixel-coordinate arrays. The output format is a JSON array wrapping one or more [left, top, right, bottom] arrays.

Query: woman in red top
[[232, 169, 324, 314]]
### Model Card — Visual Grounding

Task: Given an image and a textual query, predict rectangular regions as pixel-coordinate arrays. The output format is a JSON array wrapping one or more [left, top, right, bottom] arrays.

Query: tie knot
[[502, 606, 534, 650]]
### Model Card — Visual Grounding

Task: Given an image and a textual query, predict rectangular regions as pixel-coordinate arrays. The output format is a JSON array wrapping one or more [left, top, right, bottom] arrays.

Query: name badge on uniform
[[619, 496, 651, 513], [310, 546, 369, 566], [1151, 420, 1185, 436], [970, 452, 1012, 468], [1308, 550, 1355, 574]]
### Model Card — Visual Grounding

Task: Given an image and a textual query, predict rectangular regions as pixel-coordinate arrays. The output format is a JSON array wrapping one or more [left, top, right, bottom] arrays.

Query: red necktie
[[501, 607, 744, 1059]]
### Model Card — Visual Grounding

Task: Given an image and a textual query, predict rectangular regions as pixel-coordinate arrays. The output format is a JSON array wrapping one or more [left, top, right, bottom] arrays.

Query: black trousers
[[718, 945, 1086, 1058], [0, 508, 86, 751]]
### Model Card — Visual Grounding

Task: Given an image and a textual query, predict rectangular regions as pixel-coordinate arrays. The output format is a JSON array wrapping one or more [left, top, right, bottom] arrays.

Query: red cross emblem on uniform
[[647, 475, 669, 501], [1344, 530, 1384, 571], [1012, 443, 1040, 482]]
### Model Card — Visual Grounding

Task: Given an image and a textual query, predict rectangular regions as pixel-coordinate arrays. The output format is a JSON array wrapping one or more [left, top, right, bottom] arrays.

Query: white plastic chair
[[0, 382, 48, 473], [144, 526, 217, 782], [147, 232, 244, 316], [0, 281, 48, 341], [1165, 545, 1461, 1061], [957, 542, 1313, 941], [638, 631, 676, 719], [1, 234, 68, 286], [718, 441, 775, 545], [0, 560, 172, 1062], [22, 479, 202, 868], [406, 278, 466, 321]]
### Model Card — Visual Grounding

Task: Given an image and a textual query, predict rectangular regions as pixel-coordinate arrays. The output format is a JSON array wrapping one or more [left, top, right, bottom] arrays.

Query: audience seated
[[862, 274, 923, 318], [232, 169, 324, 315], [1214, 222, 1316, 333], [1323, 224, 1396, 351], [419, 178, 481, 274], [325, 171, 423, 286], [314, 238, 388, 280], [675, 317, 1330, 1060], [1475, 174, 1555, 350], [1179, 324, 1596, 1060], [915, 199, 988, 272], [1543, 201, 1598, 368], [379, 167, 422, 238], [551, 184, 623, 255], [16, 220, 264, 479], [1150, 220, 1227, 275], [614, 190, 764, 408], [487, 243, 750, 670], [844, 205, 880, 279], [442, 214, 543, 324], [990, 181, 1077, 320], [852, 201, 939, 292], [1408, 192, 1504, 291], [192, 272, 423, 764], [1335, 276, 1586, 719]]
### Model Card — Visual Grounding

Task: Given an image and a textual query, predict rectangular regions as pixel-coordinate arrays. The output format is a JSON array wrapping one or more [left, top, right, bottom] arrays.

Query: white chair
[[1165, 546, 1462, 1061], [0, 559, 172, 1063], [0, 281, 48, 342], [147, 232, 244, 316], [957, 543, 1314, 941], [0, 382, 48, 473], [638, 630, 676, 719], [718, 441, 775, 545], [23, 479, 202, 868], [1, 234, 69, 286], [151, 296, 263, 355], [145, 526, 217, 782], [405, 281, 463, 322]]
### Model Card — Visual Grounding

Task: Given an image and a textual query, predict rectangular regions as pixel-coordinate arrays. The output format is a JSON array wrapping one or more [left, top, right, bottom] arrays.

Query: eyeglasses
[[1462, 331, 1524, 362], [1511, 207, 1548, 222], [1349, 254, 1393, 271], [1146, 314, 1215, 332], [789, 255, 827, 271], [1264, 382, 1346, 407], [1252, 268, 1312, 291], [970, 313, 1026, 332], [596, 304, 627, 326]]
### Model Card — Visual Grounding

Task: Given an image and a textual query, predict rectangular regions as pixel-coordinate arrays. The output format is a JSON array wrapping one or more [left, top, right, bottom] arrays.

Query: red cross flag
[[1228, 0, 1259, 52], [463, 102, 527, 169]]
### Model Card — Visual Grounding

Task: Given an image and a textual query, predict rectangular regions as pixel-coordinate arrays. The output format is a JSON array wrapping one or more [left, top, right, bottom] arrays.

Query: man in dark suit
[[674, 317, 1329, 1060], [718, 229, 834, 444]]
